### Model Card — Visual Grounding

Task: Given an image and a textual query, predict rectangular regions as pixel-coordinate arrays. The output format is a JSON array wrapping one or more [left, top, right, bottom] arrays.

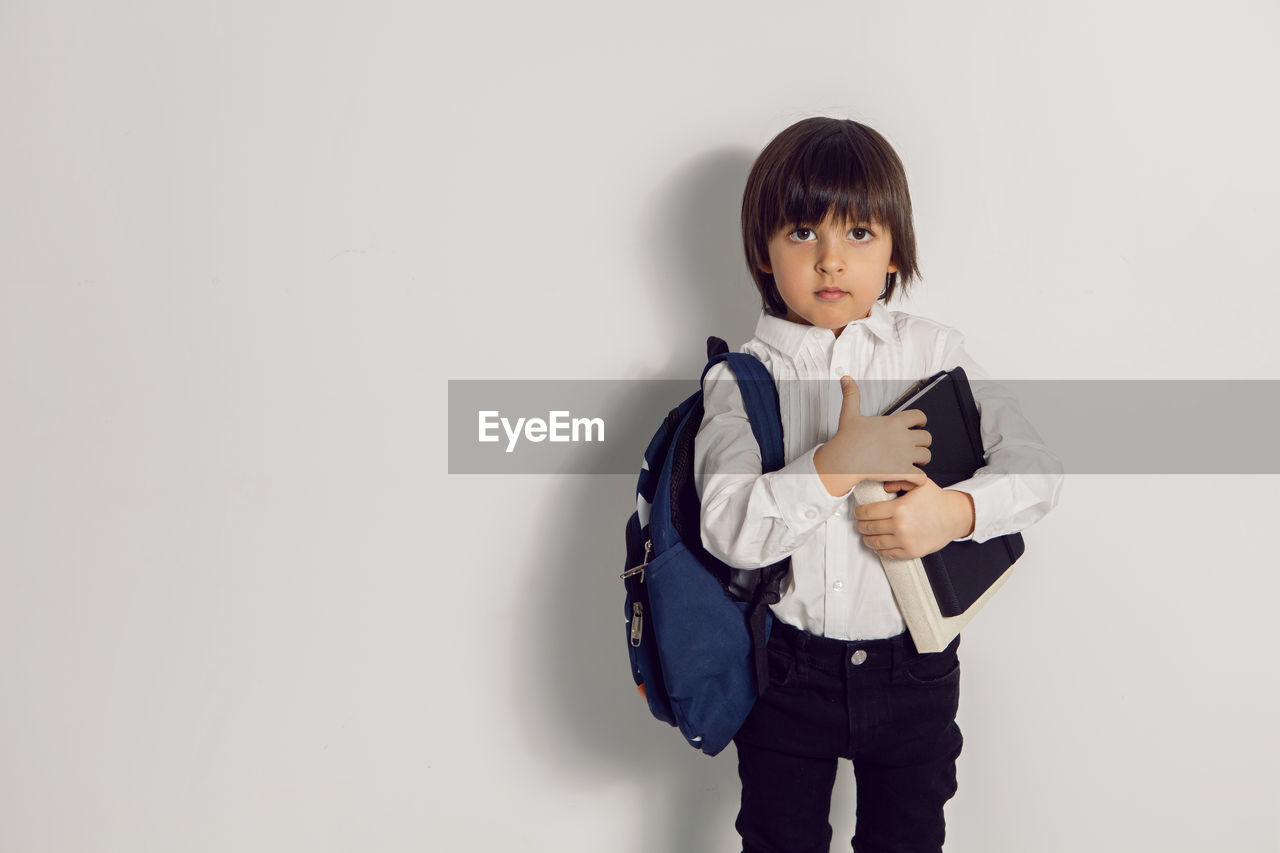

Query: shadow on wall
[[638, 146, 763, 378], [510, 148, 764, 852]]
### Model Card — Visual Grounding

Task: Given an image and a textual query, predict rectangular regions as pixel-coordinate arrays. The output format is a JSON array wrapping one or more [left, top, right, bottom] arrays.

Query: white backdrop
[[3, 1, 1278, 851]]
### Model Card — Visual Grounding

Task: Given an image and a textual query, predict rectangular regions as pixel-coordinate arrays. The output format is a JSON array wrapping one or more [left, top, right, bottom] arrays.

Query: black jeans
[[733, 621, 963, 853]]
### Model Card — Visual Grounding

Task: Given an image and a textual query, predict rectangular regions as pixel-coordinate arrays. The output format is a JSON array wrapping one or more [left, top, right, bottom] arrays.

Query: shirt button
[[850, 650, 867, 666], [834, 366, 846, 376], [804, 508, 817, 520], [832, 580, 845, 591]]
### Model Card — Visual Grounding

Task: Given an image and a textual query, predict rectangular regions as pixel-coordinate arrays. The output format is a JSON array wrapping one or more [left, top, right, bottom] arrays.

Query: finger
[[883, 480, 918, 492], [912, 428, 932, 448], [853, 501, 893, 521], [864, 535, 908, 557], [836, 376, 862, 427], [897, 407, 927, 428], [862, 534, 889, 552], [901, 467, 928, 487]]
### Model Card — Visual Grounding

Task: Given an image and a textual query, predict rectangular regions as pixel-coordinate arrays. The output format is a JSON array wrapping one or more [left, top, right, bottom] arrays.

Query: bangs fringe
[[774, 129, 894, 231]]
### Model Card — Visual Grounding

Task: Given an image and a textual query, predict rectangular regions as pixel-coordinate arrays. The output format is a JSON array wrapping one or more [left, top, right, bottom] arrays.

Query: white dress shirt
[[693, 301, 1064, 641]]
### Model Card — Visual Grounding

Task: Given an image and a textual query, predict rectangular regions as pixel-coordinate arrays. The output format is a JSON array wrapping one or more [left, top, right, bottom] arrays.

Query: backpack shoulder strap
[[700, 344, 784, 474], [700, 336, 789, 698]]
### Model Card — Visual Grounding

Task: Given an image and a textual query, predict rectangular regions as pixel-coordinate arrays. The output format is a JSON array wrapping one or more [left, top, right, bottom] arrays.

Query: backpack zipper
[[630, 601, 644, 647], [620, 539, 654, 581]]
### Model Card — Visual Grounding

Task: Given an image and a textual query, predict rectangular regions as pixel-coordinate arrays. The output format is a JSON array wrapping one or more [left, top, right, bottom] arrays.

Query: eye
[[849, 227, 873, 242], [787, 227, 816, 242]]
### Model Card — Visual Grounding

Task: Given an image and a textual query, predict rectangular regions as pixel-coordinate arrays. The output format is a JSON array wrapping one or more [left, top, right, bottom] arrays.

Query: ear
[[887, 260, 899, 274], [758, 260, 772, 275]]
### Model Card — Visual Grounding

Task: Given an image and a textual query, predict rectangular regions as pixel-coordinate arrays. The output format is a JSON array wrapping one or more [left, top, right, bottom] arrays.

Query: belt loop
[[891, 631, 910, 672], [793, 629, 810, 680]]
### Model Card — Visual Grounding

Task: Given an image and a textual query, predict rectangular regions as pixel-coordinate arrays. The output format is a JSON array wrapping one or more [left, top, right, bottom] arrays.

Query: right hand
[[813, 376, 932, 493]]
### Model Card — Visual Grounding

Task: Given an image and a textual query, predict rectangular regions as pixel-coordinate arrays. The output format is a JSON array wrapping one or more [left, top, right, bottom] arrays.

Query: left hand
[[853, 477, 975, 560]]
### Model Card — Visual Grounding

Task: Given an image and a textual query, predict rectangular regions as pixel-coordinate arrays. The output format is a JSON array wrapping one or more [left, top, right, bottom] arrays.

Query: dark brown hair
[[741, 117, 921, 317]]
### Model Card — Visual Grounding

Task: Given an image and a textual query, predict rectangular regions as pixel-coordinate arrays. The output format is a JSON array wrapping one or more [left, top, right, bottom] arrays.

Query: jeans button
[[850, 650, 867, 665]]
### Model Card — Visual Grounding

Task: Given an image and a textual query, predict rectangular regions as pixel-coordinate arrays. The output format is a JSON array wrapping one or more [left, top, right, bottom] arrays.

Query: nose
[[816, 240, 845, 275]]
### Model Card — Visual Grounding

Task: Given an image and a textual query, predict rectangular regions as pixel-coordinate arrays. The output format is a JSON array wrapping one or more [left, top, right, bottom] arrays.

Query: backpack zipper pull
[[620, 539, 654, 581], [630, 601, 644, 647]]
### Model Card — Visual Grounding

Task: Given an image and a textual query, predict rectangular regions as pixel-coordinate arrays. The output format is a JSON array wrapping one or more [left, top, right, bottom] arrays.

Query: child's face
[[761, 211, 898, 338]]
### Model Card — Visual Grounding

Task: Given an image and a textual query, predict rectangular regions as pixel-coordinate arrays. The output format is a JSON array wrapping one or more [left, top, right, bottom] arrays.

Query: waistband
[[769, 619, 941, 672]]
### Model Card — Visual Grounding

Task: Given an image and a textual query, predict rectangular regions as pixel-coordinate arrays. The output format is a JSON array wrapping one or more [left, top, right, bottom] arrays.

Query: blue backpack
[[622, 337, 791, 756]]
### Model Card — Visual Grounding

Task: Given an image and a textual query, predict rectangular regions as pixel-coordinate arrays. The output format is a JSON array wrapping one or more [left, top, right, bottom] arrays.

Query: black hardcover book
[[882, 367, 1025, 617]]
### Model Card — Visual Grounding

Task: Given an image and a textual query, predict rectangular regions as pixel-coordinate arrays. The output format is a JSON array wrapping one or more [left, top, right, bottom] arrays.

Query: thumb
[[837, 376, 862, 424]]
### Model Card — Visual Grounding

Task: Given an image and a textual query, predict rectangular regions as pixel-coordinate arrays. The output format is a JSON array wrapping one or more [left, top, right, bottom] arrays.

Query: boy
[[695, 117, 1063, 853]]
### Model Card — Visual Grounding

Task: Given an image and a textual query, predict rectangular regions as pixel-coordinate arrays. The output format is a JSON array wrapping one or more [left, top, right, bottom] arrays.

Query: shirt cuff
[[944, 477, 1001, 544], [769, 445, 851, 532]]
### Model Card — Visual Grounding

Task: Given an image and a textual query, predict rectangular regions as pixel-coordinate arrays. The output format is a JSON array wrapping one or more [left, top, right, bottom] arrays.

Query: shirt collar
[[753, 300, 897, 358]]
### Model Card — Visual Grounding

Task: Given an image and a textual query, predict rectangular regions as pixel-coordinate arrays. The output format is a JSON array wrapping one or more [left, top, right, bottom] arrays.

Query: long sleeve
[[937, 329, 1065, 543], [693, 362, 851, 570]]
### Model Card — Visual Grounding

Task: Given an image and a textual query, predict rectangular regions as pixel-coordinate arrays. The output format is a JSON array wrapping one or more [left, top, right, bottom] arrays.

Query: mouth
[[815, 288, 847, 302]]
